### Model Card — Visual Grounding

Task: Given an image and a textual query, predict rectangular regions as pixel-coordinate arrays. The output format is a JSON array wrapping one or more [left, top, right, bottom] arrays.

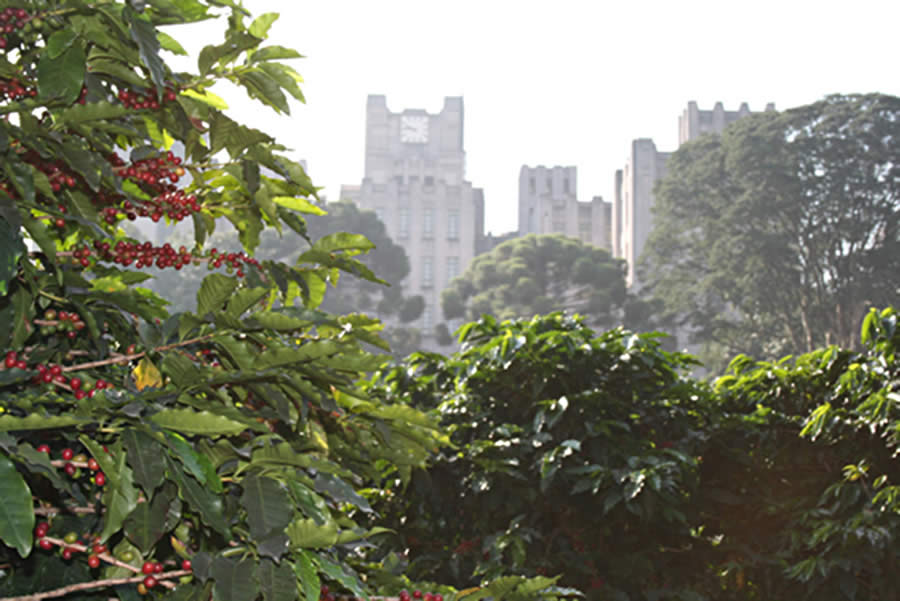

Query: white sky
[[166, 0, 900, 235]]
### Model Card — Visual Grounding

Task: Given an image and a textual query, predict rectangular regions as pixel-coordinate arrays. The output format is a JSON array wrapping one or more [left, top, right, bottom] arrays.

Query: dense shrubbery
[[366, 308, 899, 600]]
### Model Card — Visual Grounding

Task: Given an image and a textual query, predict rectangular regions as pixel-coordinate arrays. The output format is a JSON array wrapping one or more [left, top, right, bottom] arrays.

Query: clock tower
[[344, 95, 484, 350]]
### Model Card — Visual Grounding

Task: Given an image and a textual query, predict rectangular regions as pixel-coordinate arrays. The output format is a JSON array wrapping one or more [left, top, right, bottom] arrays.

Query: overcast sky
[[166, 0, 900, 234]]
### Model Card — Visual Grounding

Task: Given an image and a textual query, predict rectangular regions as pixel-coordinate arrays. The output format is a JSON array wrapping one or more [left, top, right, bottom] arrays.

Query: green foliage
[[441, 234, 637, 331], [365, 314, 708, 598], [366, 309, 900, 600], [144, 200, 425, 355], [0, 4, 450, 601], [642, 94, 900, 366]]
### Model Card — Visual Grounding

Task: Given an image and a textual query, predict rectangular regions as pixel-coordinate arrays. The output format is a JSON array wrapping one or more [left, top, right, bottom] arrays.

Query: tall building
[[613, 101, 773, 288], [341, 95, 484, 347], [518, 165, 611, 251]]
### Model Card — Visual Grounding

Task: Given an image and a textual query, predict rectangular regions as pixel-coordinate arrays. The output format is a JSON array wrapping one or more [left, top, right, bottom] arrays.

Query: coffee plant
[[0, 2, 467, 601]]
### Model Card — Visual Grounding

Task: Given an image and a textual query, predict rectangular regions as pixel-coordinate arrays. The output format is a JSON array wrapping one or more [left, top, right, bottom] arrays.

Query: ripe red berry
[[88, 554, 101, 568], [143, 575, 158, 589], [64, 463, 76, 476], [39, 538, 53, 550], [142, 561, 155, 575], [4, 352, 16, 368], [36, 444, 50, 454], [413, 591, 423, 599], [87, 457, 99, 471], [95, 472, 106, 486], [34, 523, 49, 538], [15, 359, 26, 369], [61, 448, 74, 460], [69, 377, 82, 390], [93, 543, 107, 555], [50, 365, 62, 376], [320, 586, 329, 596], [181, 559, 192, 571], [62, 548, 74, 560], [154, 562, 164, 574]]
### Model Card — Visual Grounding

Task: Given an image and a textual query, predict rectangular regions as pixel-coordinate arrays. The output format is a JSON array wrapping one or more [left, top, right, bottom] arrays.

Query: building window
[[552, 220, 565, 232], [374, 207, 389, 226], [409, 175, 419, 185], [447, 209, 459, 240], [564, 178, 570, 194], [394, 175, 403, 186], [446, 256, 460, 284], [546, 177, 552, 192], [529, 177, 536, 194], [423, 208, 434, 238], [422, 304, 433, 330], [422, 257, 433, 288], [398, 208, 410, 238], [424, 175, 434, 187]]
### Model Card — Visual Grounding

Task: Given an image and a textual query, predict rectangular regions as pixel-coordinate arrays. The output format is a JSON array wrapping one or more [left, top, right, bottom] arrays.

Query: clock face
[[400, 115, 429, 143]]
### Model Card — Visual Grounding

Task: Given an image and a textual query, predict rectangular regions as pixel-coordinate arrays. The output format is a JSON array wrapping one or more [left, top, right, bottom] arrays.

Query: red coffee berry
[[142, 561, 155, 575], [143, 576, 158, 589], [61, 448, 74, 460], [15, 360, 26, 369], [88, 555, 101, 568], [87, 457, 99, 471], [181, 559, 192, 571], [39, 539, 53, 550], [93, 543, 107, 554], [35, 523, 49, 538], [413, 591, 423, 599], [95, 472, 106, 486], [153, 562, 164, 574], [64, 463, 76, 476], [36, 444, 50, 453], [62, 548, 74, 560]]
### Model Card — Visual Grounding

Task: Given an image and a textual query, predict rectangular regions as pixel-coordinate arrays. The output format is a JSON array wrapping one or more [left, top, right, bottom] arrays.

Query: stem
[[40, 537, 140, 574], [0, 570, 189, 601], [61, 334, 217, 373]]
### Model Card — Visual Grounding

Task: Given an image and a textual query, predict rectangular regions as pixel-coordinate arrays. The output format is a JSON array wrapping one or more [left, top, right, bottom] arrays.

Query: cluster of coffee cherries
[[93, 240, 195, 270], [35, 445, 106, 484], [0, 6, 31, 50], [4, 351, 114, 400], [100, 189, 200, 225], [36, 308, 87, 339], [116, 85, 178, 110], [111, 151, 186, 191], [0, 77, 36, 101], [208, 248, 261, 279], [34, 522, 191, 593]]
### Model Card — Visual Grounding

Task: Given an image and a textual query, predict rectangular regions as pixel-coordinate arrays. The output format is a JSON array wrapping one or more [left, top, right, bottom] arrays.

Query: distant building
[[614, 101, 774, 288], [518, 165, 612, 252], [341, 95, 485, 348]]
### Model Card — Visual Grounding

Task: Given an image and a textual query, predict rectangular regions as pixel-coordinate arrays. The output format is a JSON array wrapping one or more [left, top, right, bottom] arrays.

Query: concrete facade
[[614, 101, 773, 288], [342, 95, 484, 347], [518, 165, 612, 252]]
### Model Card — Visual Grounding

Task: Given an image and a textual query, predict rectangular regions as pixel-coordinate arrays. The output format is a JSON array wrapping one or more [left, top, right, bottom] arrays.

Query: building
[[341, 95, 484, 348], [518, 165, 612, 252], [613, 101, 773, 288]]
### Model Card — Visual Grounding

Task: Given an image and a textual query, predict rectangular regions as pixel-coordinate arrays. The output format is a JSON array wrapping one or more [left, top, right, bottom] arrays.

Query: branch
[[61, 334, 218, 373], [0, 570, 190, 601]]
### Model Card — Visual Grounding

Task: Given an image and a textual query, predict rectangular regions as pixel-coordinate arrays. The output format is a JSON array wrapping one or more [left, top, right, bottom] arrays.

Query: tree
[[642, 93, 900, 364], [0, 4, 452, 601], [441, 234, 630, 331]]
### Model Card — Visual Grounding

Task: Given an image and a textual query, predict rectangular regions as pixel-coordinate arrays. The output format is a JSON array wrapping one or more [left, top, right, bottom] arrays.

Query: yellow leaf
[[133, 357, 162, 390]]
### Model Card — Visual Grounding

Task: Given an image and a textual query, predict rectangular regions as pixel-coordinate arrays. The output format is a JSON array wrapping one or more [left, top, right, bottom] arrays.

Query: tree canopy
[[641, 93, 900, 364], [441, 234, 628, 330]]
